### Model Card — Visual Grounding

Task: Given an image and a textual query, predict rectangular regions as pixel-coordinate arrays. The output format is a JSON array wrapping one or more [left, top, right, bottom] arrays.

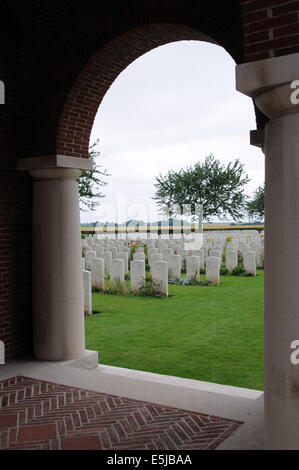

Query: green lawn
[[85, 272, 264, 390]]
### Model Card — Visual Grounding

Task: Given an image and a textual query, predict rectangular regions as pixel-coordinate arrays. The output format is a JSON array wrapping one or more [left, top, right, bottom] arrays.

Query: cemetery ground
[[85, 270, 264, 391]]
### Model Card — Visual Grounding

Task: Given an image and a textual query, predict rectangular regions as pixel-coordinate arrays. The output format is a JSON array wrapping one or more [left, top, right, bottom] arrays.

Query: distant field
[[81, 224, 264, 233], [85, 272, 264, 391]]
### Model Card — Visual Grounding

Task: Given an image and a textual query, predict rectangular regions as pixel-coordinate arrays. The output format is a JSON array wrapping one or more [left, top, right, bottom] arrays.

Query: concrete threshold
[[0, 355, 264, 450]]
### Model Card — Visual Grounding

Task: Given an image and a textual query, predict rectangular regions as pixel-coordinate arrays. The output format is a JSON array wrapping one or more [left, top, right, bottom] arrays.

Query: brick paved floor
[[0, 376, 243, 450]]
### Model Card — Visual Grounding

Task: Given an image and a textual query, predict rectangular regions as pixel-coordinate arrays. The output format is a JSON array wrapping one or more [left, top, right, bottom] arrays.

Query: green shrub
[[105, 276, 127, 295], [133, 276, 166, 298], [220, 267, 229, 276], [200, 268, 206, 274], [92, 285, 104, 293], [232, 266, 246, 276]]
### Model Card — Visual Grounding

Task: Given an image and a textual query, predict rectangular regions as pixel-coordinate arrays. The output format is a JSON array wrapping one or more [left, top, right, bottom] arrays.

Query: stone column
[[236, 53, 299, 449], [17, 155, 93, 361]]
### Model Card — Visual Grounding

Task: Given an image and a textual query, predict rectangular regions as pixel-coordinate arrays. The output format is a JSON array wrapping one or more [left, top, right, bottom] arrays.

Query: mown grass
[[85, 272, 264, 390]]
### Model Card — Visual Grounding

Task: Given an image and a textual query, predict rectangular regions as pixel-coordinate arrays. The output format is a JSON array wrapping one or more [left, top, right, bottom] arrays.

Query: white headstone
[[154, 261, 168, 297], [130, 260, 146, 291], [162, 248, 173, 262], [104, 251, 112, 275], [83, 270, 92, 315], [150, 253, 163, 274], [206, 257, 220, 285], [110, 259, 125, 283], [244, 251, 256, 276], [226, 250, 238, 272], [147, 248, 158, 265], [95, 245, 105, 257], [85, 250, 97, 271], [210, 249, 222, 268], [133, 252, 145, 261], [111, 246, 119, 259], [91, 258, 105, 291], [186, 255, 200, 280], [168, 254, 181, 279], [119, 251, 129, 274]]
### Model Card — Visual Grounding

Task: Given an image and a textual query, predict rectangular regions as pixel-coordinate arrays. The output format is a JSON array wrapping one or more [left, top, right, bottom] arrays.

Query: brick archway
[[56, 23, 222, 159], [22, 0, 243, 159]]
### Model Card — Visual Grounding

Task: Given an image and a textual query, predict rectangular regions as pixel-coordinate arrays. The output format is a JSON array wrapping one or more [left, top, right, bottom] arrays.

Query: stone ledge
[[65, 350, 99, 370], [236, 52, 299, 98], [17, 155, 93, 172]]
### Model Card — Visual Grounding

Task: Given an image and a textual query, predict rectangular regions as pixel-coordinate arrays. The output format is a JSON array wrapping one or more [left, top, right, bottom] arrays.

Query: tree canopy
[[153, 154, 250, 222], [78, 140, 110, 211], [247, 184, 264, 221]]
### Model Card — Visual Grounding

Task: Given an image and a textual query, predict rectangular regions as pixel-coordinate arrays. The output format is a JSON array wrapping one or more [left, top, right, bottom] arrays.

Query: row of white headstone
[[82, 231, 263, 274], [81, 230, 264, 313], [82, 250, 169, 315]]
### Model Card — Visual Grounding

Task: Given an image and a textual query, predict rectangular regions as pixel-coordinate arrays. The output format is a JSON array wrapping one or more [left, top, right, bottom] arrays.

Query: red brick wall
[[0, 1, 37, 360], [241, 0, 299, 62]]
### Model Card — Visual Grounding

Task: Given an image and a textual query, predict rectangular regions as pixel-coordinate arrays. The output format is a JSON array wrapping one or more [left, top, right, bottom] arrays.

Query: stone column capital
[[236, 52, 299, 119], [17, 154, 93, 173], [29, 168, 82, 181]]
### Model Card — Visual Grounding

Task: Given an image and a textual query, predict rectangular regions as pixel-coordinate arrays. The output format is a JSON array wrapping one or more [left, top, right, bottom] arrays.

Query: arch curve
[[26, 0, 243, 157], [56, 23, 224, 158]]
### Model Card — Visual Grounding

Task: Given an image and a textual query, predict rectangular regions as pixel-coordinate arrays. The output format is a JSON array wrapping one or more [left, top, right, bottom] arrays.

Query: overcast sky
[[84, 40, 265, 224]]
